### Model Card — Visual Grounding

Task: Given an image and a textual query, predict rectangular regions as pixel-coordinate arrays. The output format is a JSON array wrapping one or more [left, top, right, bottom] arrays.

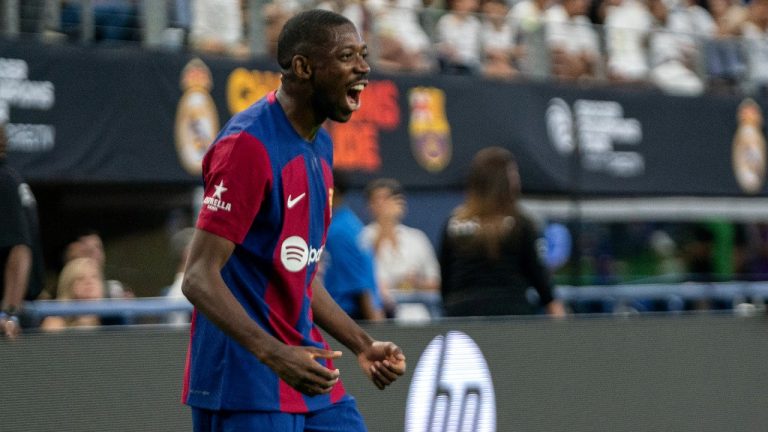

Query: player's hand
[[264, 344, 342, 396], [358, 341, 406, 390]]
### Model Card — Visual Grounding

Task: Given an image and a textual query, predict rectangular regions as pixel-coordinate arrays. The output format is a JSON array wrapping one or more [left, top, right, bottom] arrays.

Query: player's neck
[[276, 86, 324, 141]]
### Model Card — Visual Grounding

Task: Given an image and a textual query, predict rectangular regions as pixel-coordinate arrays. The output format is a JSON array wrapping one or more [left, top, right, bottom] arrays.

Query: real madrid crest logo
[[175, 58, 220, 175], [408, 87, 452, 173], [732, 98, 766, 194]]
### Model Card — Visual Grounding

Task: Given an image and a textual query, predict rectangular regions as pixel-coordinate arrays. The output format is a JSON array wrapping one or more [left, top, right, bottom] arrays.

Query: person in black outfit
[[439, 147, 566, 317], [0, 123, 45, 338]]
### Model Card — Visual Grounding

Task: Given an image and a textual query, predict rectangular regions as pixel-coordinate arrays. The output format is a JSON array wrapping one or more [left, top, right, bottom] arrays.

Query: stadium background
[[3, 1, 768, 431], [9, 37, 768, 295]]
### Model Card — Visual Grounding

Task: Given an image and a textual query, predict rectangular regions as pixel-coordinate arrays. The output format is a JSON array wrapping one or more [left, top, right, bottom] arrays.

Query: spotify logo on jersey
[[280, 236, 324, 272], [405, 331, 496, 432]]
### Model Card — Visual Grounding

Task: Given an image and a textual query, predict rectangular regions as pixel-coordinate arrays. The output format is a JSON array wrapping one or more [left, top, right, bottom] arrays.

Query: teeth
[[351, 84, 365, 91]]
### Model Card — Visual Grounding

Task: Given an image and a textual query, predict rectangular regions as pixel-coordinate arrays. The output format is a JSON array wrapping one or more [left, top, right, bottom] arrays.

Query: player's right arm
[[182, 228, 342, 396]]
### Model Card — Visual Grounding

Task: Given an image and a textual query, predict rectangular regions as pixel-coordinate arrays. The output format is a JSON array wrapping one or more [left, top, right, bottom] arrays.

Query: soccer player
[[180, 9, 406, 432]]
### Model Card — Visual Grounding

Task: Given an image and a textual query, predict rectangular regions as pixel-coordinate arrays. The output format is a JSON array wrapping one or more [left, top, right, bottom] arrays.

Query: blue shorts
[[191, 398, 367, 432]]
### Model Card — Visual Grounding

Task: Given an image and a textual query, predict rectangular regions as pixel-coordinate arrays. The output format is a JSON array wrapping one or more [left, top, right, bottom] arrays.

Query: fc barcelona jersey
[[183, 91, 348, 412]]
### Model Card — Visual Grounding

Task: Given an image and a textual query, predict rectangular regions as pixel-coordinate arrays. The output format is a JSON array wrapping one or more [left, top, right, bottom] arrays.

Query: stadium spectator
[[604, 0, 653, 83], [739, 0, 768, 93], [649, 229, 685, 279], [369, 0, 435, 73], [321, 170, 385, 321], [681, 224, 720, 310], [434, 0, 483, 74], [709, 0, 747, 35], [507, 0, 552, 75], [0, 123, 45, 339], [647, 0, 706, 95], [60, 0, 141, 42], [588, 0, 622, 25], [544, 0, 602, 81], [480, 0, 522, 79], [508, 0, 551, 33], [262, 1, 297, 60], [683, 224, 717, 283], [316, 0, 371, 40], [40, 257, 105, 330], [63, 230, 129, 300], [685, 0, 716, 35], [63, 231, 104, 268], [739, 223, 768, 279], [439, 147, 566, 317], [361, 178, 440, 318], [188, 0, 248, 56], [704, 0, 747, 90]]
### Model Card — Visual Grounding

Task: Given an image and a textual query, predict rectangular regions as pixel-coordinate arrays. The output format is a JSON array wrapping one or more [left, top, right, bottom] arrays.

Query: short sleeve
[[196, 132, 273, 244]]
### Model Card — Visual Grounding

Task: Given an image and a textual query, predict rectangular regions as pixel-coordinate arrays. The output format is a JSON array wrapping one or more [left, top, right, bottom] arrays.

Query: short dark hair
[[364, 178, 404, 201], [277, 9, 353, 70]]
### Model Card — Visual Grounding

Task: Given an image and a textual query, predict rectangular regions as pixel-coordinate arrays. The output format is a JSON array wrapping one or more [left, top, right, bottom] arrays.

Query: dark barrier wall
[[2, 315, 768, 431], [4, 39, 768, 196]]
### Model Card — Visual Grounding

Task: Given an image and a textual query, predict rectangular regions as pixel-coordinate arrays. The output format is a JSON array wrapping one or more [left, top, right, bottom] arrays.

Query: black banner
[[3, 38, 765, 196]]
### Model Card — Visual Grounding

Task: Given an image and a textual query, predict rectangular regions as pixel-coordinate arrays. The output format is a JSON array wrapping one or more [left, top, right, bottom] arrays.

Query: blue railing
[[23, 297, 193, 324], [22, 281, 768, 323], [555, 281, 768, 303]]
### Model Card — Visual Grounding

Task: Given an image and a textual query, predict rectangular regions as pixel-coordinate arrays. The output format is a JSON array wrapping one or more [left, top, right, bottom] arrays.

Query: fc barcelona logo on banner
[[175, 58, 220, 175], [408, 87, 452, 173]]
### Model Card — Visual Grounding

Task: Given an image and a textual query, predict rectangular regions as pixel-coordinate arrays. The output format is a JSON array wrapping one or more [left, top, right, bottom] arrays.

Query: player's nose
[[354, 53, 370, 75]]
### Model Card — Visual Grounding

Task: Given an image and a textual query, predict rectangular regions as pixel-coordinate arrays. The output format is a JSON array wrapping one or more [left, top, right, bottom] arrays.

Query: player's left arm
[[358, 290, 385, 321], [311, 279, 406, 389]]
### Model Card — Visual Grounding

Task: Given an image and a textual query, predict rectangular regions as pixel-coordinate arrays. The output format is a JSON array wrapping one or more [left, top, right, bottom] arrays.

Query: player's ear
[[292, 54, 312, 80]]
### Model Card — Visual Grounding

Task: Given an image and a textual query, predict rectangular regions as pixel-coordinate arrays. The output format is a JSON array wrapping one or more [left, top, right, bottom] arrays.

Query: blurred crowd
[[5, 2, 768, 335], [11, 0, 768, 95]]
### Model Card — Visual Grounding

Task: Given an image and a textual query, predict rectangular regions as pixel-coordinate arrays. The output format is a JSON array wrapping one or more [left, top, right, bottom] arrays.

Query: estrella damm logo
[[732, 98, 767, 194], [175, 58, 219, 175], [408, 87, 452, 173]]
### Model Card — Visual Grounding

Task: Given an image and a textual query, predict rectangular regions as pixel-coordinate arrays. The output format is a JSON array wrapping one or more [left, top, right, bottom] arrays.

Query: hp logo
[[405, 331, 496, 432]]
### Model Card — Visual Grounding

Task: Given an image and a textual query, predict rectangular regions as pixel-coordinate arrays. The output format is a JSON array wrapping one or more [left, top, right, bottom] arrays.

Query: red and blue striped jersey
[[183, 91, 348, 412]]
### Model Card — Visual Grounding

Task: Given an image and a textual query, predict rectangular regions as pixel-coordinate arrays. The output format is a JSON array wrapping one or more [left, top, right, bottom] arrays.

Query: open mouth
[[346, 82, 366, 111]]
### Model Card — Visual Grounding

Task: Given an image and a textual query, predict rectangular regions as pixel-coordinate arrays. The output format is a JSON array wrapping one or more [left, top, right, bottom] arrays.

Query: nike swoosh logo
[[287, 193, 306, 209]]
